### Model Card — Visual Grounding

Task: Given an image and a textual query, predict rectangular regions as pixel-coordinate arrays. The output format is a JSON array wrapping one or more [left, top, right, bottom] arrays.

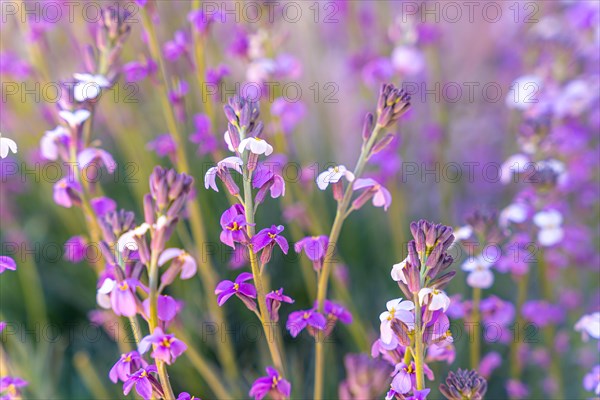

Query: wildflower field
[[0, 1, 599, 399]]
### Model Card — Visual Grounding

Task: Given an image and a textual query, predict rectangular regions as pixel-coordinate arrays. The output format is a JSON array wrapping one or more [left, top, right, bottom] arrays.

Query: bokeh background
[[1, 0, 599, 399]]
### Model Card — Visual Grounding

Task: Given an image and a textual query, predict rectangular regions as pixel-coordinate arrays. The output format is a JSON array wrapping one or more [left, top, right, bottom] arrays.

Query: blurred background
[[1, 0, 599, 399]]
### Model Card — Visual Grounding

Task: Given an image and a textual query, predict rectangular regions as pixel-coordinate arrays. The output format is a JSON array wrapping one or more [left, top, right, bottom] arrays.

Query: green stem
[[510, 274, 528, 378], [242, 167, 286, 374], [140, 8, 239, 380], [470, 287, 482, 370], [148, 250, 176, 400], [313, 124, 383, 400], [412, 292, 425, 390]]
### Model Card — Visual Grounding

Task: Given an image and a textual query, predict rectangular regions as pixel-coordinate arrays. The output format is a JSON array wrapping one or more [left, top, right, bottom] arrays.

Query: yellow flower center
[[433, 289, 440, 295], [268, 232, 277, 239], [124, 354, 132, 362], [271, 375, 281, 388], [141, 371, 148, 378], [228, 221, 241, 231], [118, 282, 129, 291], [161, 337, 172, 348], [303, 312, 310, 319], [7, 384, 17, 396], [234, 283, 240, 291], [387, 308, 396, 321]]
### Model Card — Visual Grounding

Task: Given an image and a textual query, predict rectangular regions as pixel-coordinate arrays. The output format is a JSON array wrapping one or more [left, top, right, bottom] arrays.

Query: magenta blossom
[[139, 327, 187, 365], [252, 225, 289, 264], [97, 278, 139, 317], [252, 169, 285, 204], [77, 147, 117, 174], [219, 204, 249, 249], [123, 365, 161, 400], [389, 362, 434, 395], [64, 236, 87, 263], [177, 393, 200, 400], [294, 235, 329, 270], [249, 367, 291, 400], [53, 178, 81, 208], [163, 30, 188, 61], [286, 308, 327, 338], [0, 256, 17, 274], [324, 299, 353, 324], [142, 294, 180, 323], [352, 178, 392, 211], [266, 288, 295, 322], [90, 196, 116, 217], [0, 377, 28, 399], [147, 134, 177, 158], [215, 272, 257, 311], [109, 351, 147, 383]]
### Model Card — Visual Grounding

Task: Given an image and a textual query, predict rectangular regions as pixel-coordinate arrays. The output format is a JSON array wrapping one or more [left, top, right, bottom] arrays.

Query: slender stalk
[[412, 292, 425, 390], [313, 124, 383, 399], [537, 251, 564, 398], [470, 287, 482, 369], [242, 167, 286, 373], [140, 8, 239, 380], [148, 250, 176, 400], [510, 274, 529, 378]]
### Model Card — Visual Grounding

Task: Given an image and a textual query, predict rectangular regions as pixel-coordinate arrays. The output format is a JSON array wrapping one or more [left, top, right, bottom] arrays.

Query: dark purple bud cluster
[[147, 166, 194, 219], [376, 83, 411, 128], [465, 210, 505, 244], [223, 95, 263, 146], [439, 369, 488, 400]]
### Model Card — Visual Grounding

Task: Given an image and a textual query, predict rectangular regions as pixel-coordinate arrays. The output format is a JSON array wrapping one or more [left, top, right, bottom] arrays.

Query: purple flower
[[251, 225, 289, 263], [163, 30, 188, 61], [219, 204, 249, 249], [249, 367, 291, 400], [142, 294, 180, 323], [139, 327, 187, 365], [206, 64, 229, 86], [324, 300, 353, 324], [294, 235, 329, 270], [64, 236, 87, 263], [190, 114, 217, 155], [177, 393, 199, 400], [506, 379, 529, 399], [522, 300, 564, 327], [123, 58, 156, 82], [109, 351, 148, 383], [271, 98, 306, 134], [97, 278, 139, 317], [286, 308, 327, 338], [389, 362, 434, 395], [252, 169, 285, 204], [123, 365, 160, 400], [40, 125, 69, 161], [215, 272, 257, 307], [266, 288, 295, 322], [90, 196, 116, 217], [205, 157, 243, 195], [188, 9, 222, 34], [53, 178, 81, 208], [147, 134, 177, 158], [478, 352, 502, 378], [158, 248, 198, 280], [0, 377, 28, 399], [77, 148, 117, 174], [352, 178, 392, 211], [0, 256, 17, 274]]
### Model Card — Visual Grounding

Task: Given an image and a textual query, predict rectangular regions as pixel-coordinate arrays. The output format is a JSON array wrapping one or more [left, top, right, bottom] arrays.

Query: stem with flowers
[[139, 7, 239, 380], [313, 84, 410, 400]]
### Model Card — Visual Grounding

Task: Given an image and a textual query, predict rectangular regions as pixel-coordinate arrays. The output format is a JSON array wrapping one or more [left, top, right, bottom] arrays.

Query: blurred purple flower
[[163, 30, 189, 61], [53, 178, 82, 208], [324, 299, 353, 324], [91, 197, 116, 217], [0, 377, 28, 399], [147, 134, 177, 158], [0, 256, 17, 274], [249, 367, 291, 400], [584, 365, 600, 395], [64, 236, 87, 263], [271, 98, 306, 134], [352, 178, 392, 211], [78, 148, 117, 174]]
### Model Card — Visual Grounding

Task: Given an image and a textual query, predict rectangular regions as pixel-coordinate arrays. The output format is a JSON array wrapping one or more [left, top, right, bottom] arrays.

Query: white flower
[[73, 73, 110, 102], [117, 223, 150, 252], [554, 79, 595, 117], [379, 298, 415, 345], [499, 203, 528, 228], [500, 153, 530, 184], [462, 255, 494, 289], [533, 210, 564, 246], [391, 46, 425, 76], [96, 278, 116, 309], [575, 312, 600, 341], [238, 137, 273, 156], [506, 75, 542, 110], [40, 126, 69, 160], [204, 156, 244, 191], [454, 225, 473, 241], [59, 109, 91, 128], [0, 134, 18, 159], [316, 165, 355, 190], [391, 258, 408, 283], [418, 288, 451, 311], [224, 131, 235, 152]]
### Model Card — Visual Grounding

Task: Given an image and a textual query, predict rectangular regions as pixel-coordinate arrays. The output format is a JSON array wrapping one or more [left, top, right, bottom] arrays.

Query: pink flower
[[352, 178, 392, 211], [138, 328, 187, 365]]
